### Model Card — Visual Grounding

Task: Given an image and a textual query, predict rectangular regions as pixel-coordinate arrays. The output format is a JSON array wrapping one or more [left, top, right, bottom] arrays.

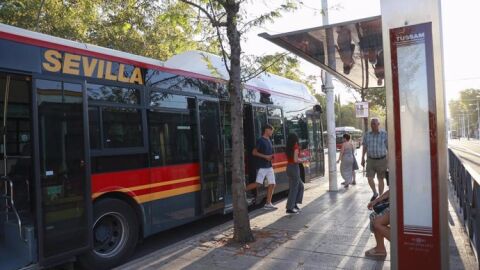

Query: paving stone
[[296, 264, 338, 270], [266, 246, 313, 262], [315, 242, 369, 257], [249, 257, 302, 270], [303, 252, 349, 268], [192, 248, 260, 270]]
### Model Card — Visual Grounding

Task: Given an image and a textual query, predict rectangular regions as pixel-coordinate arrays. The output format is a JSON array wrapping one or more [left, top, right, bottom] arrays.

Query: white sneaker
[[263, 203, 278, 210], [286, 208, 299, 214]]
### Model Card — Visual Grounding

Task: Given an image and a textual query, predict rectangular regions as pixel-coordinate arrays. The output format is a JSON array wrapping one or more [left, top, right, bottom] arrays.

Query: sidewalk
[[117, 174, 478, 270]]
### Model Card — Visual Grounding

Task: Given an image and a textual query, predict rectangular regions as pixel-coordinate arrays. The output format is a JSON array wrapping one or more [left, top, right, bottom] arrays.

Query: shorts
[[256, 167, 276, 185], [369, 206, 390, 232], [366, 157, 387, 179]]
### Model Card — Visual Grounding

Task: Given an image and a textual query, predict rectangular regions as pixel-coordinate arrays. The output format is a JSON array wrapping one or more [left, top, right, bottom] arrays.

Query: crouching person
[[365, 190, 390, 258]]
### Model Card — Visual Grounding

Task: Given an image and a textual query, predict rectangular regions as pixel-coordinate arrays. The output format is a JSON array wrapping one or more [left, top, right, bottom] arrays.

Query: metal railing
[[0, 176, 26, 242], [449, 148, 480, 259]]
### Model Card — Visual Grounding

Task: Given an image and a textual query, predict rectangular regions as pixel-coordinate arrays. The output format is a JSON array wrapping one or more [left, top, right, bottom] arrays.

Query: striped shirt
[[363, 130, 388, 158]]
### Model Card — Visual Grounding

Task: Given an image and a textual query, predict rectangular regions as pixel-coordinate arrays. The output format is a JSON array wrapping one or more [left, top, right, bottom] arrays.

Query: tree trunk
[[224, 0, 254, 243]]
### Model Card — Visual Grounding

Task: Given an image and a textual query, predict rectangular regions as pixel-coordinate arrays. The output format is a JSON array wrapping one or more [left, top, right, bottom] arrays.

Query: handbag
[[353, 158, 359, 170], [373, 199, 389, 214], [352, 146, 359, 170]]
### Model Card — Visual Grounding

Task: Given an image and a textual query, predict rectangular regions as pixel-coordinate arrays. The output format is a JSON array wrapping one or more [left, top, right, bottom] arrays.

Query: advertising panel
[[390, 22, 440, 269]]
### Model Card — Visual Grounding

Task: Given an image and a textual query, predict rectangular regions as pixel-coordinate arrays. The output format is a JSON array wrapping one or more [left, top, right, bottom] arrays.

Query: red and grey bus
[[335, 126, 363, 149], [0, 23, 324, 269], [323, 126, 363, 150]]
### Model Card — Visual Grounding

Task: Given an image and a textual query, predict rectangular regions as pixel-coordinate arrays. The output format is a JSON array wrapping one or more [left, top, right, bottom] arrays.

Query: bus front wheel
[[80, 198, 139, 270]]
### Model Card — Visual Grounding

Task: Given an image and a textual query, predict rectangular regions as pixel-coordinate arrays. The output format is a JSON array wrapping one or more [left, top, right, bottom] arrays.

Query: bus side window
[[267, 107, 285, 146], [148, 111, 198, 166], [268, 118, 285, 146], [148, 94, 198, 167], [253, 106, 267, 139], [102, 108, 143, 148]]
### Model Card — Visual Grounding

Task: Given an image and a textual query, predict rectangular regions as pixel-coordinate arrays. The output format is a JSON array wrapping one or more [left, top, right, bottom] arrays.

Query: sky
[[241, 0, 480, 111]]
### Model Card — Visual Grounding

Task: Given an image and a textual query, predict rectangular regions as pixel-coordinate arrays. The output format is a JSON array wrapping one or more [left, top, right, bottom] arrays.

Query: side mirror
[[313, 104, 322, 113]]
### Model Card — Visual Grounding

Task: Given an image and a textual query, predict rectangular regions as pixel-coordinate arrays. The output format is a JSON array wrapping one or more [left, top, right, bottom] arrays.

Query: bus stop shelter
[[261, 3, 450, 268], [259, 15, 383, 91]]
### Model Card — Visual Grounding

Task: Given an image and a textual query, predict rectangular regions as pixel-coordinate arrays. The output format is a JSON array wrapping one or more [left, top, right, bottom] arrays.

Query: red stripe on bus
[[150, 163, 200, 183], [91, 163, 200, 193], [273, 153, 287, 162]]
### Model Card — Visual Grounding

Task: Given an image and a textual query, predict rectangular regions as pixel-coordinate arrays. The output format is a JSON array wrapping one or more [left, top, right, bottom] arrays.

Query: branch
[[35, 0, 46, 31], [208, 0, 230, 74], [181, 0, 230, 74], [180, 0, 227, 27], [242, 52, 289, 82], [239, 2, 297, 33]]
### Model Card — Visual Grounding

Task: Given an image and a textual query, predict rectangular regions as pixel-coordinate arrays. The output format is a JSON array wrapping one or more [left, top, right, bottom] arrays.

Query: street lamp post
[[477, 100, 480, 139], [467, 99, 480, 139], [467, 111, 470, 140]]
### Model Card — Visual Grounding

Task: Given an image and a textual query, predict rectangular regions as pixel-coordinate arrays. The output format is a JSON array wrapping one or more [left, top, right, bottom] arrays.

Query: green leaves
[[255, 53, 317, 90], [0, 0, 215, 61], [449, 88, 480, 135], [364, 87, 386, 108]]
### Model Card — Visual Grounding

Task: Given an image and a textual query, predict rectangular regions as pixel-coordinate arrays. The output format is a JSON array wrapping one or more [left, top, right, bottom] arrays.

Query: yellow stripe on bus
[[273, 161, 288, 166], [92, 176, 200, 199], [135, 185, 201, 204]]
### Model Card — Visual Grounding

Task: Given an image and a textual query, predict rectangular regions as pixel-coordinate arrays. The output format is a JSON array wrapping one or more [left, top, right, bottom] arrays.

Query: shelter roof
[[259, 16, 383, 90]]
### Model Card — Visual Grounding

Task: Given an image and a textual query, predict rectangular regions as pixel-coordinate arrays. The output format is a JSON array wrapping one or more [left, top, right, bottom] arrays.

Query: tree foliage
[[256, 53, 318, 90], [364, 87, 386, 108], [0, 0, 100, 40], [0, 0, 216, 60], [315, 93, 385, 132], [333, 94, 362, 129], [449, 88, 480, 137]]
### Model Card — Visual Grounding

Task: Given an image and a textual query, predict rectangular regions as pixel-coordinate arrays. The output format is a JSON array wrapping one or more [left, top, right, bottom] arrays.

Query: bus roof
[[165, 50, 317, 103], [335, 126, 361, 132], [0, 24, 318, 103], [0, 23, 164, 69]]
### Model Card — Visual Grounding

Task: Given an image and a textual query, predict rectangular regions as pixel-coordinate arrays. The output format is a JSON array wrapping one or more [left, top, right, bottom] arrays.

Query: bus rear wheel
[[80, 198, 139, 270]]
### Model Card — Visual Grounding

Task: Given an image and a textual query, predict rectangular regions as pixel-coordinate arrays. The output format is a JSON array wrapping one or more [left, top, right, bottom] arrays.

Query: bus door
[[243, 104, 255, 186], [34, 78, 92, 265], [219, 101, 233, 211], [248, 105, 268, 199], [197, 99, 225, 214], [0, 72, 35, 270]]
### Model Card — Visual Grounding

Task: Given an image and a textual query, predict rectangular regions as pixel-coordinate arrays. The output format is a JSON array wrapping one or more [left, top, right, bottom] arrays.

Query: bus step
[[0, 221, 36, 270], [223, 204, 233, 214], [17, 263, 39, 270]]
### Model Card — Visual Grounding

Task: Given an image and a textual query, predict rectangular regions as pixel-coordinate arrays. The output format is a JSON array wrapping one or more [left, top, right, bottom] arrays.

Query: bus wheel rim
[[93, 211, 129, 258]]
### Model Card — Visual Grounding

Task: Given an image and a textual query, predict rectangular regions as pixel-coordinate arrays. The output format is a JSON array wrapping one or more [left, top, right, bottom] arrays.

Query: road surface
[[449, 139, 480, 175]]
